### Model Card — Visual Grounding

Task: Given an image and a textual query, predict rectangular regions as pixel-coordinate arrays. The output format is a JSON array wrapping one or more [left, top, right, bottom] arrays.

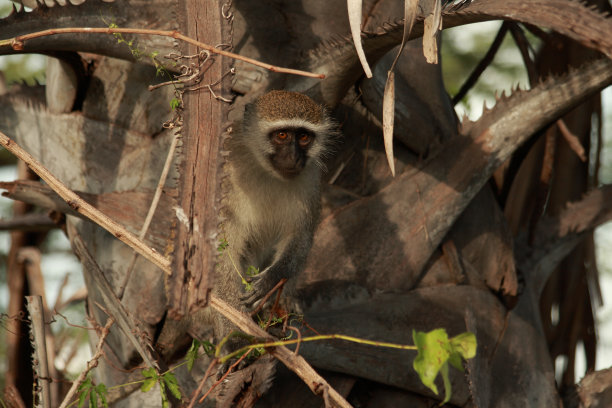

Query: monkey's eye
[[272, 131, 290, 144], [298, 133, 312, 147]]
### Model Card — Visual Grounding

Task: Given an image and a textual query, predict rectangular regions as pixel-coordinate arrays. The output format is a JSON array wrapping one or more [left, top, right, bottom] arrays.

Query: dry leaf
[[423, 0, 442, 64], [403, 0, 418, 45], [347, 0, 373, 78], [382, 0, 417, 177], [383, 70, 396, 177]]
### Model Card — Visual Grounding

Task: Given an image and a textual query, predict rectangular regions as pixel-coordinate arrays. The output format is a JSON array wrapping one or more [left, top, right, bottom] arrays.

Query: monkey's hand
[[241, 234, 311, 306], [241, 268, 279, 306]]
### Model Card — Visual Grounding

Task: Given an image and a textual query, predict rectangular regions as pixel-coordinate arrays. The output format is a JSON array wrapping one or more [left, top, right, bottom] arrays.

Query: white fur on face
[[252, 117, 337, 173]]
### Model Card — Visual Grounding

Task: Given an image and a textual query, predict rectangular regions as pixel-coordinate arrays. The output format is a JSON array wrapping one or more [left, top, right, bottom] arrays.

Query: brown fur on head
[[255, 90, 324, 124], [237, 90, 337, 180]]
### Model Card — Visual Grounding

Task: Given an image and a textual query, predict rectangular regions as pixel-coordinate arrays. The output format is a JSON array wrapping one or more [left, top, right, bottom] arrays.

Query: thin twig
[[0, 130, 171, 274], [250, 278, 287, 317], [521, 23, 557, 46], [0, 27, 324, 79], [54, 311, 97, 331], [221, 333, 417, 363], [198, 353, 249, 404], [557, 119, 587, 162], [53, 274, 70, 312], [452, 22, 510, 106], [68, 223, 160, 370], [187, 359, 218, 408], [118, 131, 180, 299], [58, 318, 114, 408], [204, 84, 233, 103], [286, 326, 303, 355], [508, 23, 537, 85]]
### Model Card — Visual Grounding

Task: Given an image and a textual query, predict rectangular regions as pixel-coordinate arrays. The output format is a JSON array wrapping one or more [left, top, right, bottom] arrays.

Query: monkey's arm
[[241, 230, 314, 305]]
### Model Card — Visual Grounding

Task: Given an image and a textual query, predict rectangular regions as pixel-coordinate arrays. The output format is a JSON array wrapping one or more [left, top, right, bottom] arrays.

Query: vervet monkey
[[213, 90, 337, 343]]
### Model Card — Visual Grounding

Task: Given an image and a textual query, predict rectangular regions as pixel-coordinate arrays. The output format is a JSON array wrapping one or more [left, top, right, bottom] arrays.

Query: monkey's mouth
[[277, 168, 301, 178], [269, 156, 305, 179]]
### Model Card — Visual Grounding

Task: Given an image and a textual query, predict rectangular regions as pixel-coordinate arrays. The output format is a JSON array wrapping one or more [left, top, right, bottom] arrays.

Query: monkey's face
[[268, 127, 315, 178]]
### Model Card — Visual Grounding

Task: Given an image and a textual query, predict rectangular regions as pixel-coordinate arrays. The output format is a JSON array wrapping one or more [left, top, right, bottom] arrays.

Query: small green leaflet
[[217, 238, 229, 253], [412, 328, 476, 405], [246, 265, 260, 277], [77, 376, 108, 408], [140, 367, 182, 406], [186, 339, 215, 371], [141, 367, 157, 393], [163, 372, 182, 400]]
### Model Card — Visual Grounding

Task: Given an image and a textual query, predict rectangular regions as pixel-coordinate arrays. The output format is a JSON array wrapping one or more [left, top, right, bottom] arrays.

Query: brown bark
[[168, 0, 230, 319]]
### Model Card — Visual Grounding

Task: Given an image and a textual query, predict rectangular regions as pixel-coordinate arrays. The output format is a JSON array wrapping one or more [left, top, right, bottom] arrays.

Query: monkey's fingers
[[240, 274, 273, 306]]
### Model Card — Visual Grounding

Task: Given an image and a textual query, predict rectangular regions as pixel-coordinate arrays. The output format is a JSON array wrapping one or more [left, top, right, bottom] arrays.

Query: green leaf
[[186, 340, 200, 371], [142, 367, 157, 379], [78, 390, 88, 408], [159, 381, 169, 408], [243, 280, 253, 291], [412, 328, 451, 396], [95, 383, 107, 393], [141, 378, 156, 393], [217, 239, 229, 253], [163, 372, 182, 400], [440, 361, 452, 405], [246, 265, 260, 276], [89, 389, 98, 408], [413, 329, 478, 405], [201, 340, 215, 356], [78, 389, 88, 408], [447, 331, 477, 372], [170, 98, 181, 111], [447, 350, 464, 372], [450, 332, 477, 360], [95, 384, 108, 408], [77, 377, 92, 408], [141, 367, 158, 392], [77, 377, 92, 392]]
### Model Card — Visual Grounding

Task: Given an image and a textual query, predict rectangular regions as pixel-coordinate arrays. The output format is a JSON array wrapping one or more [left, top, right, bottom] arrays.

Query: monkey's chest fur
[[220, 163, 319, 280]]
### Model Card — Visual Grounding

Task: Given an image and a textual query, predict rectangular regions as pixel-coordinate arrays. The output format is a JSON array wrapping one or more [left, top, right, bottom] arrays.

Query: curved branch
[[289, 0, 611, 108], [444, 0, 612, 59], [0, 27, 324, 79]]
